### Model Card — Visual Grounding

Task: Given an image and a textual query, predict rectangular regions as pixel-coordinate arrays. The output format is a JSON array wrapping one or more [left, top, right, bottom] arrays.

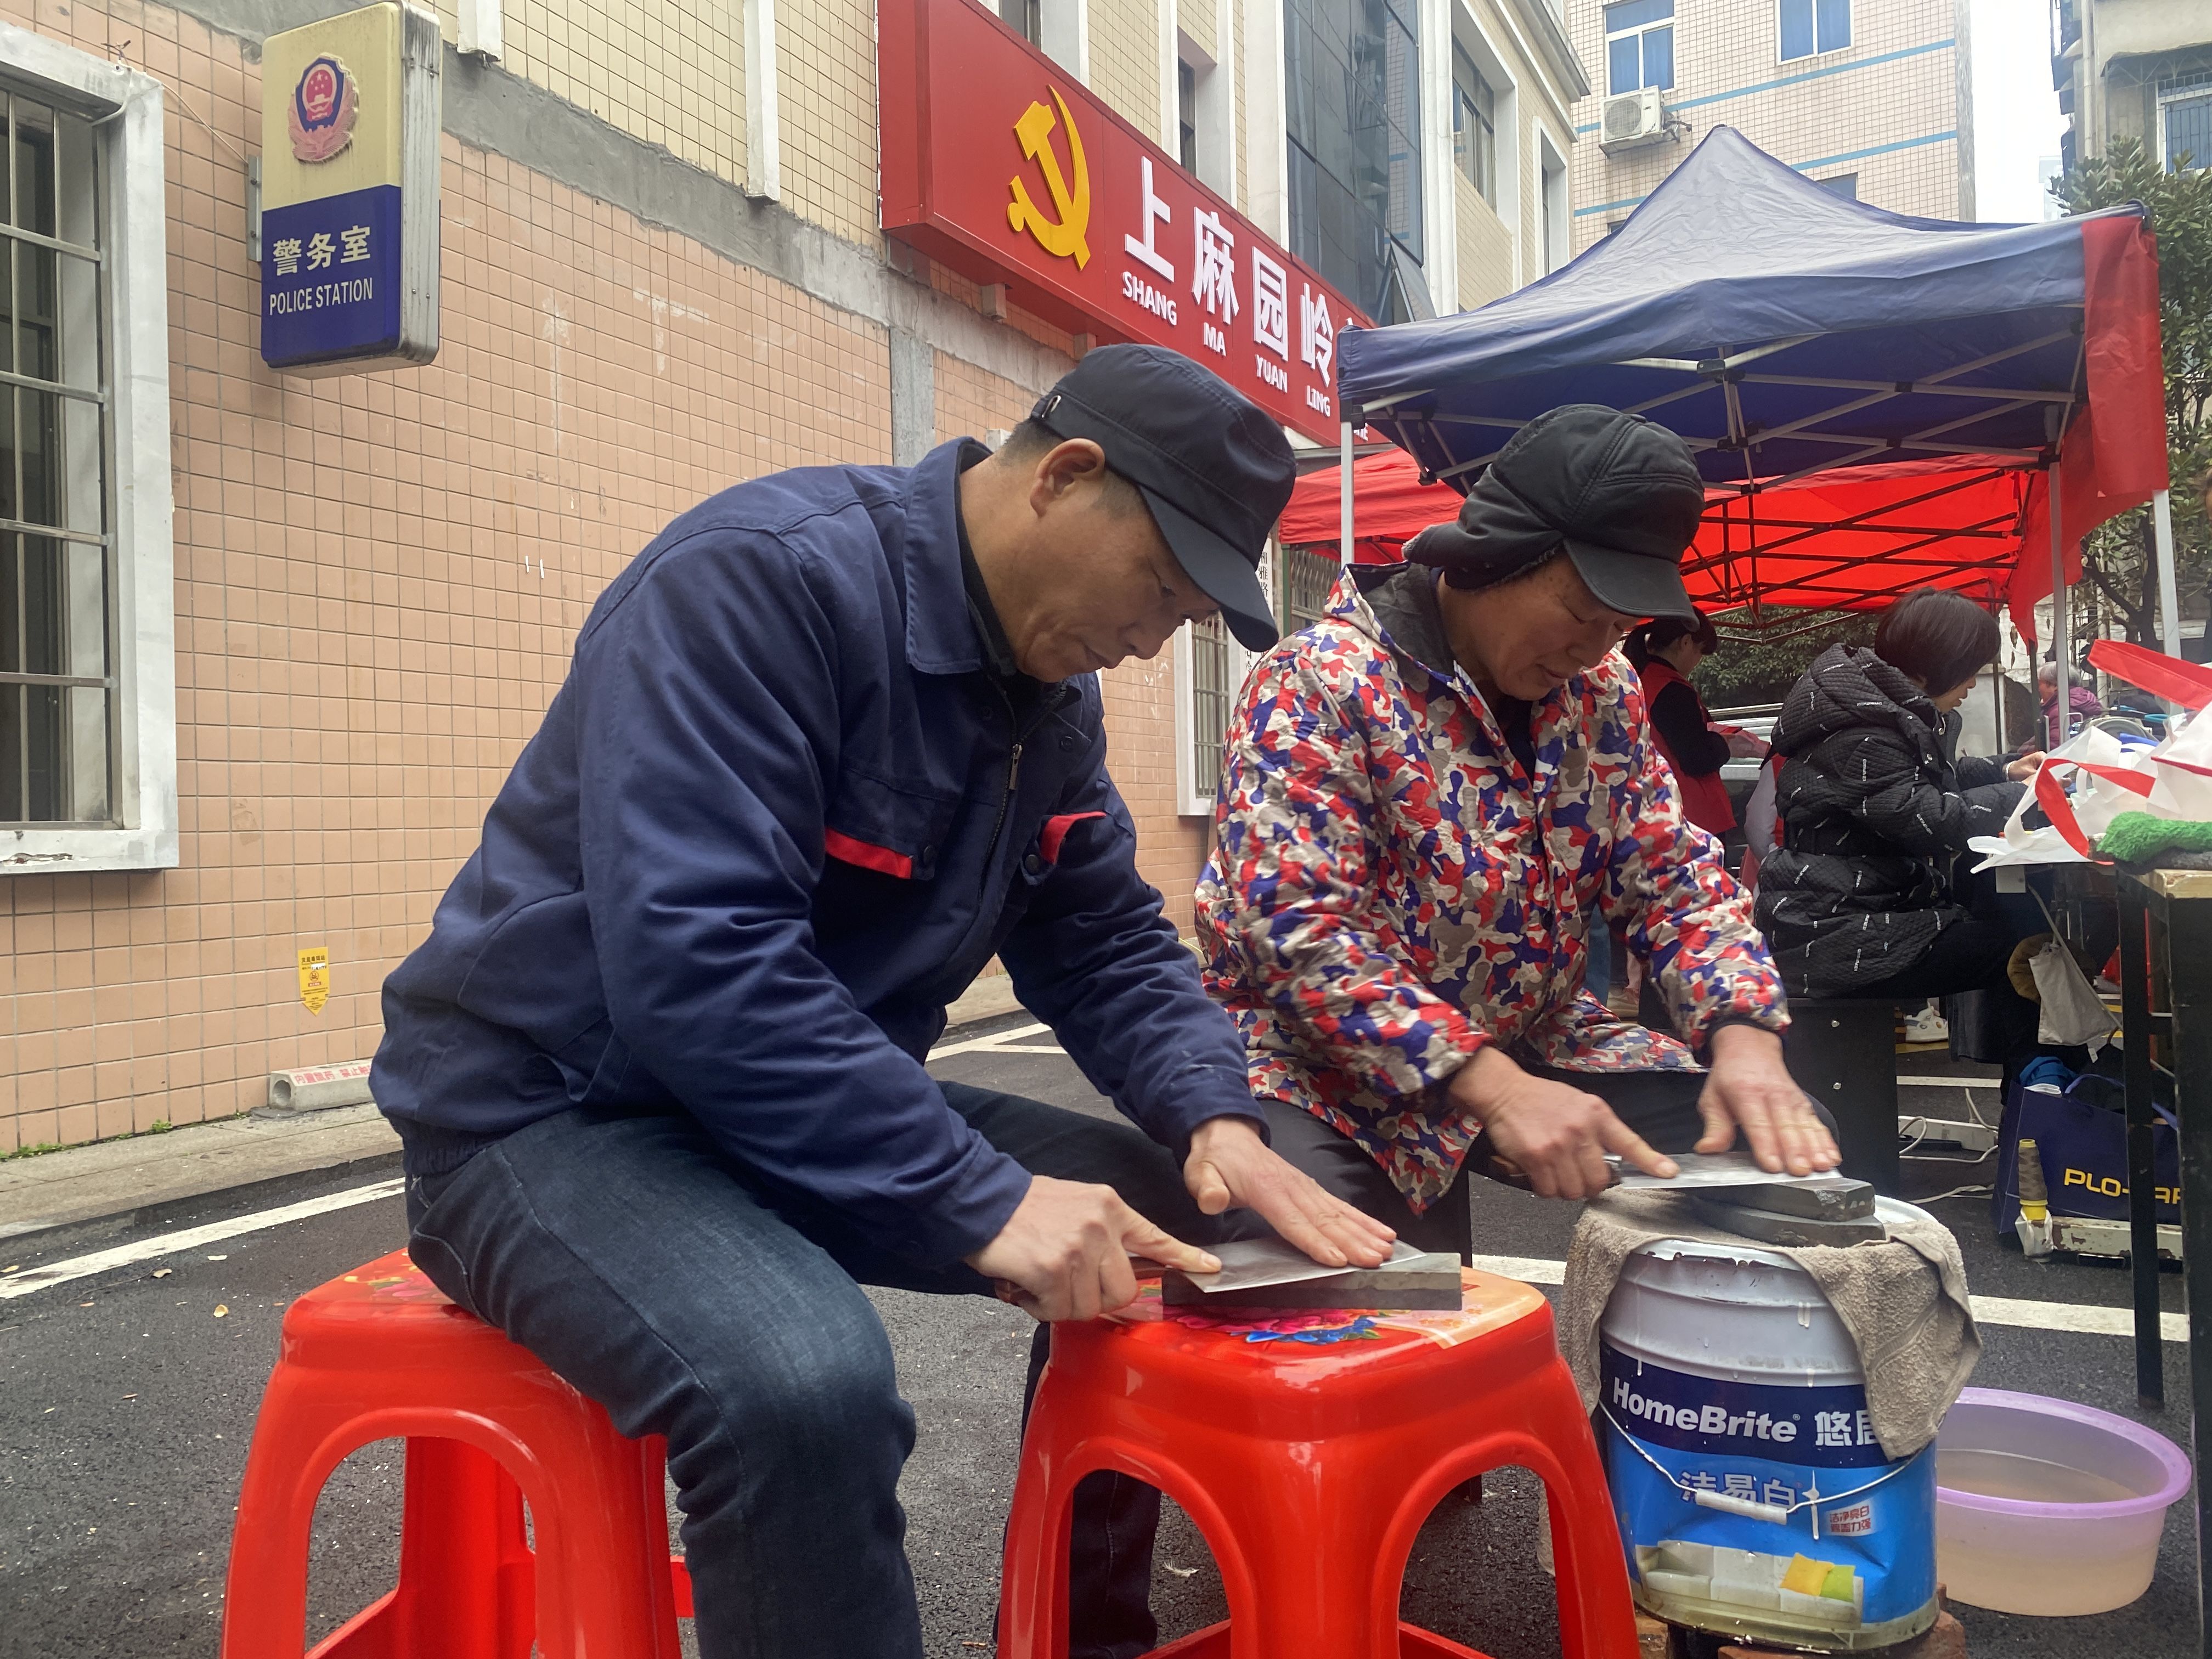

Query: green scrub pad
[[2098, 811, 2212, 865]]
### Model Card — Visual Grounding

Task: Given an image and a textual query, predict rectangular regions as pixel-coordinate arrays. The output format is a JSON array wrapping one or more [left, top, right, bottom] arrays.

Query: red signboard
[[879, 0, 1369, 446]]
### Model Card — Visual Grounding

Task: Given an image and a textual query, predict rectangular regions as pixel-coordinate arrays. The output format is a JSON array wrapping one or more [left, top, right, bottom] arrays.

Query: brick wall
[[1090, 0, 1165, 144], [1455, 171, 1514, 309], [773, 0, 885, 246], [1180, 0, 1216, 70], [444, 0, 747, 200]]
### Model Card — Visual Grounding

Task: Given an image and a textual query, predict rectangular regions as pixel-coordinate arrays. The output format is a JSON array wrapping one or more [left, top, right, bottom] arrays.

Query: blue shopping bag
[[1991, 1071, 2177, 1239]]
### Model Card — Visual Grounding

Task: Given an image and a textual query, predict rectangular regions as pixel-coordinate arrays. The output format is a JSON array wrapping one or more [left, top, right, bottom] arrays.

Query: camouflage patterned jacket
[[1194, 566, 1787, 1211]]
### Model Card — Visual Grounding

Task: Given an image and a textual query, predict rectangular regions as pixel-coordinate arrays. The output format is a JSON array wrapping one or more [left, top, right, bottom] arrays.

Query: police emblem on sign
[[288, 54, 360, 164]]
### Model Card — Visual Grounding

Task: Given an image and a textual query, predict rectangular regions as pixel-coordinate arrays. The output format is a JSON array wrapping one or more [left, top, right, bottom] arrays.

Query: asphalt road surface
[[0, 1014, 2198, 1657]]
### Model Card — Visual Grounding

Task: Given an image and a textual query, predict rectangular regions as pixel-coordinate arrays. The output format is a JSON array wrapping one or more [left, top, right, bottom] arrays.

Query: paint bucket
[[1597, 1217, 1939, 1652]]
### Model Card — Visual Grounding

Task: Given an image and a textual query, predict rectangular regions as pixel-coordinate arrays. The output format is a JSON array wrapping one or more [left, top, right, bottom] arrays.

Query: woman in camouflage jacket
[[1197, 407, 1836, 1252]]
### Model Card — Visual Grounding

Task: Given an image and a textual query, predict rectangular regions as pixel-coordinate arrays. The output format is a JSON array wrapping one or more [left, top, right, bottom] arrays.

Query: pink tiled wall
[[2, 0, 1256, 1152], [4, 1, 901, 1150]]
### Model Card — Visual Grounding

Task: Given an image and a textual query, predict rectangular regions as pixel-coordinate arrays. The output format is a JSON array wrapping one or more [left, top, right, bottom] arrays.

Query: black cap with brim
[[1140, 483, 1281, 651], [1564, 537, 1699, 623], [1028, 345, 1296, 659], [1407, 405, 1711, 620]]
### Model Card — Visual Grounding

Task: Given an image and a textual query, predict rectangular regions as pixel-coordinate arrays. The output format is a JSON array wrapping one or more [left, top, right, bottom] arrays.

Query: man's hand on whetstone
[[1159, 1237, 1465, 1311]]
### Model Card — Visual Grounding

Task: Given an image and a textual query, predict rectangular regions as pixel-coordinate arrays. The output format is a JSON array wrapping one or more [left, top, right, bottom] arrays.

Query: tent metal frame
[[1372, 325, 2081, 492], [1339, 314, 2179, 682], [1688, 465, 2026, 619], [1339, 306, 2179, 678]]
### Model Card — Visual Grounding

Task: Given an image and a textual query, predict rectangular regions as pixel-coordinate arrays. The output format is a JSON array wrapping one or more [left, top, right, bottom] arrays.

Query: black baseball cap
[[1029, 344, 1295, 651], [1407, 404, 1708, 620]]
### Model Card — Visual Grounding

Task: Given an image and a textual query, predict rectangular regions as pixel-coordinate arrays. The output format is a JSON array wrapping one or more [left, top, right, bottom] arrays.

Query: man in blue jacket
[[373, 345, 1393, 1658]]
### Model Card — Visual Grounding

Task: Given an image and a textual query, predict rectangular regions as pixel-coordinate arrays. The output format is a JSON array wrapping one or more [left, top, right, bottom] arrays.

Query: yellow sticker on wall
[[298, 948, 331, 1015]]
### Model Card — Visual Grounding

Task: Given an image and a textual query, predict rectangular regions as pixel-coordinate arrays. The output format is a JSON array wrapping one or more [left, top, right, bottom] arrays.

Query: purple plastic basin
[[1934, 1387, 2193, 1616]]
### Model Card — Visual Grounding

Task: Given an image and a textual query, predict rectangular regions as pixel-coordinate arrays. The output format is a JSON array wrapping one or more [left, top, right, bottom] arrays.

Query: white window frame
[[0, 25, 173, 875], [1777, 0, 1851, 64], [1451, 39, 1498, 205], [1418, 0, 1457, 311], [1176, 30, 1235, 195], [1452, 3, 1521, 285], [1242, 0, 1291, 242], [1536, 125, 1570, 276], [1040, 0, 1087, 79], [1602, 0, 1674, 98]]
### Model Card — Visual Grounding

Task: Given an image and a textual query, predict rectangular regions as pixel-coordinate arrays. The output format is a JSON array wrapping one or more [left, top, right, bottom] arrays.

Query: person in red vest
[[1625, 613, 1762, 839]]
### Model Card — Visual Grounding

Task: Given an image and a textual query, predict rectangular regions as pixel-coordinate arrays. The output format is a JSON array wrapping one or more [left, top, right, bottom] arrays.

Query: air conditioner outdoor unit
[[1600, 88, 1669, 153]]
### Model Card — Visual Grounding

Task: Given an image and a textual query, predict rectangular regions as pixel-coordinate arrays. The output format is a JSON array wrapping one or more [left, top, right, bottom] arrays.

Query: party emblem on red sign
[[288, 54, 360, 165], [1007, 89, 1092, 268]]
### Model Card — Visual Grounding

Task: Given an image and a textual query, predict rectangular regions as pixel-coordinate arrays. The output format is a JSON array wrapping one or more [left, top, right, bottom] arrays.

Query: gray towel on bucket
[[1558, 1190, 1980, 1460]]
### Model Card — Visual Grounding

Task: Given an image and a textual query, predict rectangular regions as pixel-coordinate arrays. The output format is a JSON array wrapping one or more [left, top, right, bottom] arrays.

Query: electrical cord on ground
[[1898, 1080, 1999, 1163], [1911, 1183, 1995, 1204]]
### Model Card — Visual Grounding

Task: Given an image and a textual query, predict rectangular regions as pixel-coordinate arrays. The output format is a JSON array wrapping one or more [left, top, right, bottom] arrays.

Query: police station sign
[[259, 2, 441, 375], [879, 0, 1366, 446]]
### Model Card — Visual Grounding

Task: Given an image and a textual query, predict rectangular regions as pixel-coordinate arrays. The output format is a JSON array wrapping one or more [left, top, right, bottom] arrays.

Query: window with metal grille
[[0, 87, 111, 827], [1187, 613, 1232, 800], [1283, 545, 1340, 632], [2160, 72, 2212, 173]]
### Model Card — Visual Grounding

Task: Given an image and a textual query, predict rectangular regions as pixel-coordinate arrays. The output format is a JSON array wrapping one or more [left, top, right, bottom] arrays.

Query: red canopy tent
[[1278, 449, 2044, 640]]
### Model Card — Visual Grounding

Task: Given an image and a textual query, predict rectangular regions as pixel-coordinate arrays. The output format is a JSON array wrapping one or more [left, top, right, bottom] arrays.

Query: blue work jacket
[[372, 441, 1264, 1266]]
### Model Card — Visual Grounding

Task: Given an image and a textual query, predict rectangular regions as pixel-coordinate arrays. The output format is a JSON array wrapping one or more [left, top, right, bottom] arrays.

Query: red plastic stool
[[1000, 1267, 1638, 1659], [218, 1249, 692, 1658]]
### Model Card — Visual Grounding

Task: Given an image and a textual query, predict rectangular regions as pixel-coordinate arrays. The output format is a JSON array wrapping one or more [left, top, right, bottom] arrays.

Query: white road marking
[[1472, 1254, 2187, 1342], [927, 1022, 1052, 1060], [1895, 1075, 2001, 1090], [1970, 1294, 2188, 1344], [6, 1017, 1057, 1302], [0, 1178, 406, 1301], [980, 1045, 1070, 1056], [1469, 1254, 1567, 1285], [7, 1121, 2186, 1350]]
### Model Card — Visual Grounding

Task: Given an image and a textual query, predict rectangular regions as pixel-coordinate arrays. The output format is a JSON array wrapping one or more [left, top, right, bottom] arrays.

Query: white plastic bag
[[1971, 724, 2157, 870], [1971, 641, 2212, 870], [2026, 935, 2118, 1052]]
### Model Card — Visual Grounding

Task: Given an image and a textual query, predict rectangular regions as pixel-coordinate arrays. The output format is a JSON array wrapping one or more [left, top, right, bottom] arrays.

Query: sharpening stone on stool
[[1160, 1238, 1465, 1310]]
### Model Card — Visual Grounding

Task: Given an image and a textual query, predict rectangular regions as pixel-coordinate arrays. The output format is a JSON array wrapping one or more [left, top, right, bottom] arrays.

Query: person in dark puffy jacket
[[1755, 588, 2046, 1069]]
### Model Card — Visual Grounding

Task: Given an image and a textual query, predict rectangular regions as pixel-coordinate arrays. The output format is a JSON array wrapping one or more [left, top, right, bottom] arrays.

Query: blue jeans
[[403, 1088, 1234, 1659]]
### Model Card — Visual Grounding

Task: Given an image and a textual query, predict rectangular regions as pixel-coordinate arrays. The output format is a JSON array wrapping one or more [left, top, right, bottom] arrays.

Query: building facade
[[1564, 0, 1973, 253], [2052, 0, 2212, 176], [0, 0, 1583, 1154]]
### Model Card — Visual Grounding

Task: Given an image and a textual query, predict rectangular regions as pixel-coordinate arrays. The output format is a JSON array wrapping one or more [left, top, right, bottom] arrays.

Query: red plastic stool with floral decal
[[217, 1249, 690, 1659], [999, 1268, 1638, 1659]]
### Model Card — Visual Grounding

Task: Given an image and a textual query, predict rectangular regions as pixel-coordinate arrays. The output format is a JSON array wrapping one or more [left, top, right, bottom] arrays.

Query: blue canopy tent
[[1332, 126, 2170, 683]]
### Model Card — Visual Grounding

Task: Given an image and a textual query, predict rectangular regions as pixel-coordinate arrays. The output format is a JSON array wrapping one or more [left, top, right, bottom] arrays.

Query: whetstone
[[1160, 1251, 1464, 1310], [1688, 1195, 1886, 1246], [1720, 1175, 1877, 1222]]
